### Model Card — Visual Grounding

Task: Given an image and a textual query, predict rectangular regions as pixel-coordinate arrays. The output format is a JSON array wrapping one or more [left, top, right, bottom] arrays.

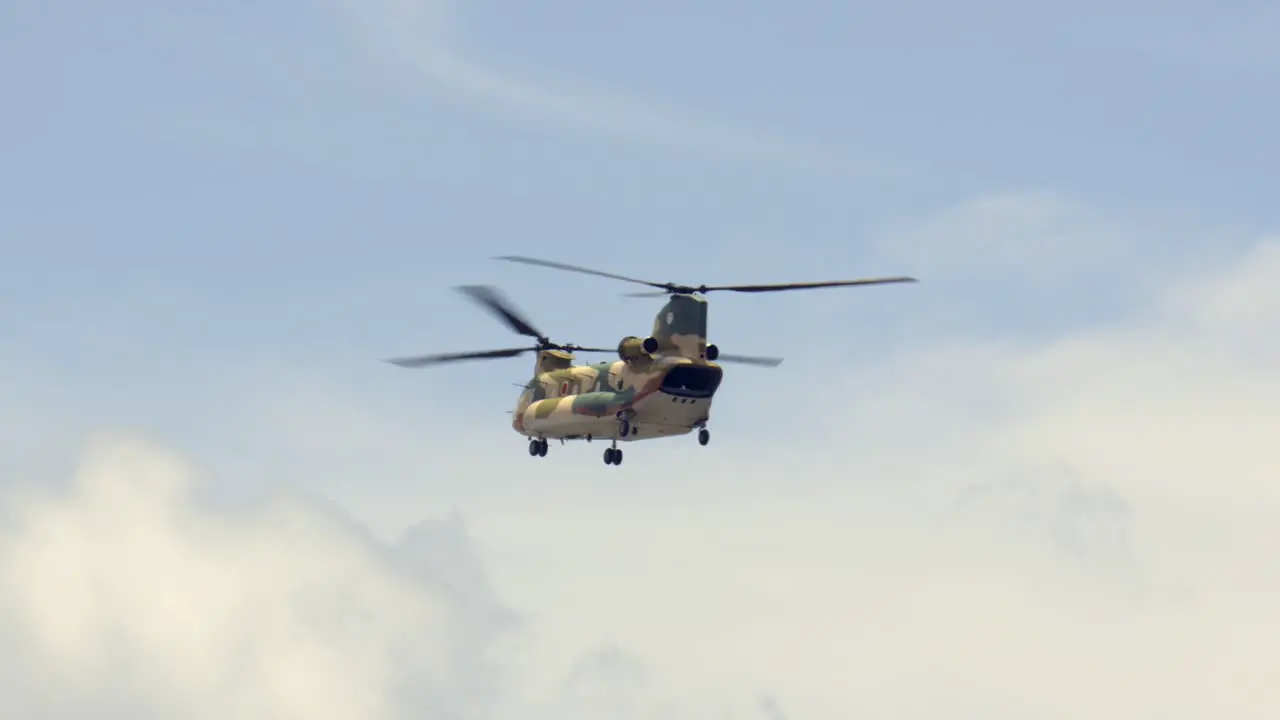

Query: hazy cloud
[[3, 195, 1280, 718], [326, 0, 843, 168], [868, 189, 1228, 281]]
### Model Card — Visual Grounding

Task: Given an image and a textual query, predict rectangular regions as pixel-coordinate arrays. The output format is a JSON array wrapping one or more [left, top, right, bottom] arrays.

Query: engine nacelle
[[617, 336, 647, 362], [705, 343, 719, 361], [618, 336, 661, 362]]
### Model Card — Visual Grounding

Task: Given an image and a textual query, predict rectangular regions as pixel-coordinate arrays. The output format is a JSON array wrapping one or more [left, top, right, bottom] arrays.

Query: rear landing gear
[[698, 428, 710, 446], [528, 438, 548, 457], [603, 436, 623, 466]]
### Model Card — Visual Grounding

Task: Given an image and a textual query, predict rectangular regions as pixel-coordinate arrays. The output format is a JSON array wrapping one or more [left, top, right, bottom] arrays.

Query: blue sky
[[3, 0, 1274, 430], [2, 2, 1279, 718]]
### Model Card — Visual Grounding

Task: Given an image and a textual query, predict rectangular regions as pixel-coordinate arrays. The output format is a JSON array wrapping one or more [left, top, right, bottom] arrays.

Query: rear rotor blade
[[385, 347, 531, 368], [456, 285, 545, 339], [493, 255, 670, 291], [704, 277, 918, 293], [495, 255, 918, 297], [715, 353, 784, 367]]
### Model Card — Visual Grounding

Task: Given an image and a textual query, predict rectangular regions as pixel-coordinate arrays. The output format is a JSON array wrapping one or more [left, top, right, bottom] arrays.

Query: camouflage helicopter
[[386, 256, 916, 466]]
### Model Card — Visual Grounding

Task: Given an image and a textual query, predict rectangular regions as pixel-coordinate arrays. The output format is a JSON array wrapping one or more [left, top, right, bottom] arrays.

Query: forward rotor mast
[[384, 284, 615, 368]]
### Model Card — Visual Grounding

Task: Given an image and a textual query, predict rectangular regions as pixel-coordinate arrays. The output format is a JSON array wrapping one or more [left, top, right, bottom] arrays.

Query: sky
[[1, 0, 1278, 717]]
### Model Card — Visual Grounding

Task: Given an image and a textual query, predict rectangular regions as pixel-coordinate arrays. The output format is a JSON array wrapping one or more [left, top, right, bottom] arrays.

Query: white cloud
[[0, 434, 456, 718], [0, 431, 780, 719], [843, 233, 1280, 508], [325, 0, 841, 168], [3, 194, 1279, 718]]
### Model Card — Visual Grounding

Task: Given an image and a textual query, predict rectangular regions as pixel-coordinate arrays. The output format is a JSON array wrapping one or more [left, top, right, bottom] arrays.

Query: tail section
[[650, 294, 708, 359]]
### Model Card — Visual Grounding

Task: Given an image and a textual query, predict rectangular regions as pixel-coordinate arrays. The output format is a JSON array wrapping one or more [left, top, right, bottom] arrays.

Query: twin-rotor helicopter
[[386, 256, 916, 466]]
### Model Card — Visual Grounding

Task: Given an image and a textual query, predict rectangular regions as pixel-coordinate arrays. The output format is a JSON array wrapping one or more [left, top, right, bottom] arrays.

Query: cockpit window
[[659, 365, 723, 398]]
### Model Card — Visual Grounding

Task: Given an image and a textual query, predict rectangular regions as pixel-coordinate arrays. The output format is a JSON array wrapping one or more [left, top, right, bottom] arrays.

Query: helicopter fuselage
[[388, 255, 914, 465], [513, 353, 722, 442]]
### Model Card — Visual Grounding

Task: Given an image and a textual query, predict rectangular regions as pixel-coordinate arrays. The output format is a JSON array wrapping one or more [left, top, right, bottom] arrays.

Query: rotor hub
[[382, 285, 615, 368]]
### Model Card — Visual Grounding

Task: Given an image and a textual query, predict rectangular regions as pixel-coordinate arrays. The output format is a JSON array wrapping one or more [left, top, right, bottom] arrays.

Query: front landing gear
[[528, 438, 548, 457], [698, 427, 710, 446]]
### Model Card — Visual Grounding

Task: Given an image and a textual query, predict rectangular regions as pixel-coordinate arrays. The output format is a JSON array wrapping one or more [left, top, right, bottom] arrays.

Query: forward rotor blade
[[715, 353, 784, 367], [493, 255, 669, 291], [456, 285, 545, 339], [385, 347, 531, 368], [560, 346, 616, 353], [704, 277, 918, 293]]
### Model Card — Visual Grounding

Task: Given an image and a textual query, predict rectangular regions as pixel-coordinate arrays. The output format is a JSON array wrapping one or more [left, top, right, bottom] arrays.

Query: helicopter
[[386, 256, 917, 466]]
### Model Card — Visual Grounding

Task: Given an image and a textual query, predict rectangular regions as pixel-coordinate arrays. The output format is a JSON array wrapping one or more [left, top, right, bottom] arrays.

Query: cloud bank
[[2, 193, 1277, 718], [0, 434, 776, 719], [0, 435, 492, 718]]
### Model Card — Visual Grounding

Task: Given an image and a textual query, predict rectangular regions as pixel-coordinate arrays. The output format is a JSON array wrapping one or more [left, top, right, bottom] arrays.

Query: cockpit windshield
[[659, 365, 723, 398]]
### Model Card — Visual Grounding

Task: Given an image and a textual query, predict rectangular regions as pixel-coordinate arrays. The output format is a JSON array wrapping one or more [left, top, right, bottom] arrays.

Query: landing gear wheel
[[698, 428, 710, 446], [618, 419, 631, 438], [529, 438, 548, 456], [603, 447, 619, 465], [537, 439, 548, 456]]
